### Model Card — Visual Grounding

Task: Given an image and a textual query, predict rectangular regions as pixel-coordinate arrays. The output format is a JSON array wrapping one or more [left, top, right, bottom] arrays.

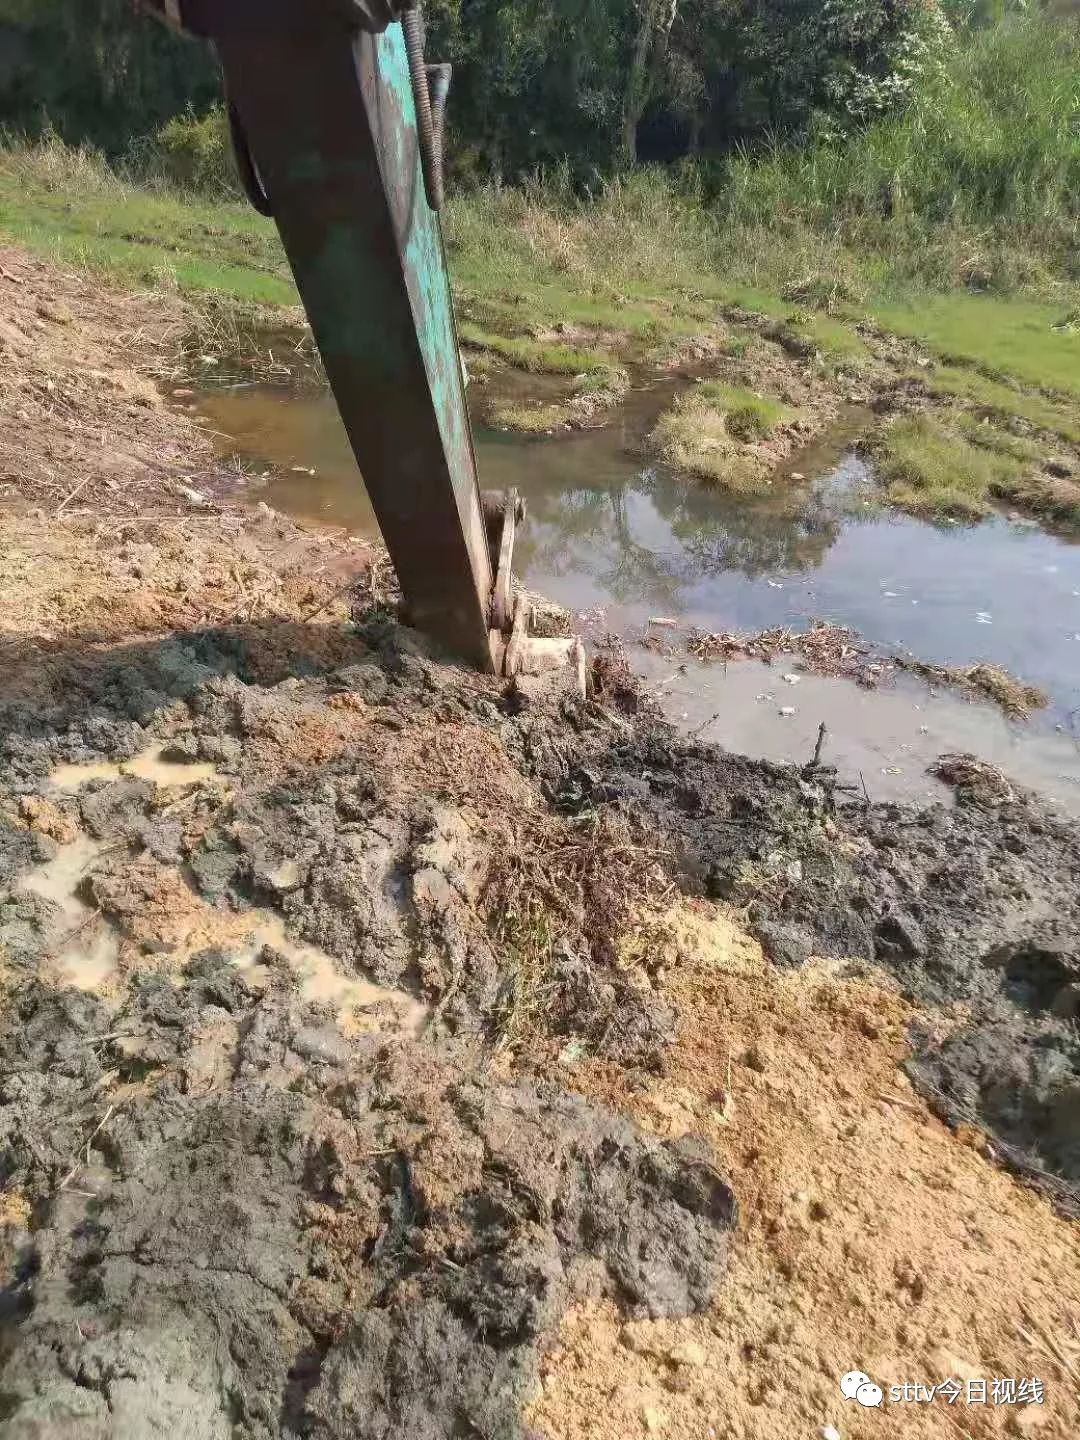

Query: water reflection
[[194, 381, 1080, 732]]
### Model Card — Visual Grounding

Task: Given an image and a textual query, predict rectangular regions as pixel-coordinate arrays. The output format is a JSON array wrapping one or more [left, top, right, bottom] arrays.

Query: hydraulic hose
[[402, 5, 445, 211], [227, 101, 273, 217]]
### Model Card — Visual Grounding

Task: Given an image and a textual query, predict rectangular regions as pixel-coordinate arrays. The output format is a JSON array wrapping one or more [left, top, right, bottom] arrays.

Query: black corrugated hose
[[402, 4, 446, 211]]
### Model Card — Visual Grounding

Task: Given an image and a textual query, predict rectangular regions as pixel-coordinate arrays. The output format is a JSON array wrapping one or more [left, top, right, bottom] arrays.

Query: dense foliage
[[0, 0, 218, 154], [0, 0, 960, 176]]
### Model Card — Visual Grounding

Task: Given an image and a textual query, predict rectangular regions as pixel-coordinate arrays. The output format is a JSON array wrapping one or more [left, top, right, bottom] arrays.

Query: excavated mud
[[553, 733, 1080, 1207], [2, 590, 1079, 1433], [0, 614, 740, 1438], [0, 970, 734, 1439]]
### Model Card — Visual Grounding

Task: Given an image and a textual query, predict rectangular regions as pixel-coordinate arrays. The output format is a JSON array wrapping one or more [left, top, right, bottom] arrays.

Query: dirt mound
[[529, 905, 1080, 1440], [552, 735, 1080, 1204], [0, 566, 737, 1437], [0, 965, 733, 1439], [553, 736, 1080, 996], [0, 246, 230, 516]]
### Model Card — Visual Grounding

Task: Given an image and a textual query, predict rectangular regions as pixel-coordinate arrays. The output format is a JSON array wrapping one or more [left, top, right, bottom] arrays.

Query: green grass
[[0, 139, 294, 304], [695, 382, 789, 441], [485, 363, 628, 432], [457, 323, 610, 376], [765, 310, 869, 366], [871, 412, 1029, 521], [718, 15, 1079, 294], [649, 380, 793, 490], [872, 293, 1080, 399], [921, 365, 1080, 445]]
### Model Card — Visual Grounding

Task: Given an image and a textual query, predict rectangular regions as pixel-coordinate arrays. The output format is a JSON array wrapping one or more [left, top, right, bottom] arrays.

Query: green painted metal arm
[[141, 0, 498, 670]]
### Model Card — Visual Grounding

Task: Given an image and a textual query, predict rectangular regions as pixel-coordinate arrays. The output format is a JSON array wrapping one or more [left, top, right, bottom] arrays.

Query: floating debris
[[895, 658, 1048, 720], [686, 621, 878, 685], [685, 622, 1047, 719]]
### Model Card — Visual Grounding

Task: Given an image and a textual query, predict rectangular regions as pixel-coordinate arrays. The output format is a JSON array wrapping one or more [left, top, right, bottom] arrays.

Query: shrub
[[722, 0, 954, 138], [140, 105, 237, 196], [716, 14, 1080, 282]]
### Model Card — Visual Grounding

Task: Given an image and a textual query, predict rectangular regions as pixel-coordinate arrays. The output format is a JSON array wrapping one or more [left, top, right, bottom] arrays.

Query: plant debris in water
[[685, 620, 1048, 718], [895, 656, 1048, 718], [686, 620, 874, 682]]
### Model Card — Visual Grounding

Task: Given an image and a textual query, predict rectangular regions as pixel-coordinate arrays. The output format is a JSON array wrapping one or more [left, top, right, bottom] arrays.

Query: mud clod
[[0, 969, 735, 1438], [563, 731, 1080, 1207]]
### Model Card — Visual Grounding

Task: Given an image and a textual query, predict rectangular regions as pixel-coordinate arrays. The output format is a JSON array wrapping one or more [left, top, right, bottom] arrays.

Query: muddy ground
[[0, 251, 1079, 1439]]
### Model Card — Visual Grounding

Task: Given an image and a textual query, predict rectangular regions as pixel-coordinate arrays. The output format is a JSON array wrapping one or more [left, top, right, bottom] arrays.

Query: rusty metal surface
[[177, 0, 496, 668]]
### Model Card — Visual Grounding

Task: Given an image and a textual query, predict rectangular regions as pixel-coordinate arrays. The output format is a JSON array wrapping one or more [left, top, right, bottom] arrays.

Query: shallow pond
[[195, 380, 1080, 811]]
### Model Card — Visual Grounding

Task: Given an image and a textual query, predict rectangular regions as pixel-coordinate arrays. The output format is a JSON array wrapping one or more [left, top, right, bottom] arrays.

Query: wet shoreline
[[193, 375, 1080, 811]]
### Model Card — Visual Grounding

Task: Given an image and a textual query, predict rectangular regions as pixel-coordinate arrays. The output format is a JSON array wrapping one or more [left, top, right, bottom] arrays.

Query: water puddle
[[18, 827, 426, 1031], [642, 653, 1080, 812], [194, 380, 1080, 809], [17, 834, 120, 990], [230, 912, 428, 1036], [26, 740, 426, 1029], [50, 746, 218, 791]]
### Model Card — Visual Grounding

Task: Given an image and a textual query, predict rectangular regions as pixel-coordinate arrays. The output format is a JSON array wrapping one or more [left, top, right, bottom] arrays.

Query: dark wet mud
[[1, 976, 733, 1439], [1, 599, 1079, 1436], [0, 613, 742, 1438], [555, 723, 1080, 1210]]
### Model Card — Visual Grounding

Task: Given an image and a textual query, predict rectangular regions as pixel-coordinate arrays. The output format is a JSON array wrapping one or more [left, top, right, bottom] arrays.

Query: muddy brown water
[[195, 379, 1080, 812], [17, 746, 429, 1030]]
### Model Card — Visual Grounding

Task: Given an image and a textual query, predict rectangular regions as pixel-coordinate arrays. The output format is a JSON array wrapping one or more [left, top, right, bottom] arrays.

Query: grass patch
[[869, 412, 1029, 521], [0, 138, 294, 304], [921, 365, 1080, 446], [697, 382, 788, 441], [486, 363, 628, 431], [954, 412, 1042, 464], [570, 363, 629, 413], [487, 402, 573, 433], [457, 323, 610, 376], [649, 381, 791, 490], [871, 292, 1080, 398], [767, 311, 869, 366], [995, 472, 1080, 530], [797, 313, 868, 364]]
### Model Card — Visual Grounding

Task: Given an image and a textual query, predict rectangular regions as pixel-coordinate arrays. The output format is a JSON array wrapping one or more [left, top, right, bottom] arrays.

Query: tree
[[0, 0, 218, 152], [621, 0, 679, 163], [0, 0, 953, 177]]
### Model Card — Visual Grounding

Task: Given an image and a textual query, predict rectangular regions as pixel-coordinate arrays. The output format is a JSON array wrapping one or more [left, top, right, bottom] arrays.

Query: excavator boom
[[139, 0, 545, 674]]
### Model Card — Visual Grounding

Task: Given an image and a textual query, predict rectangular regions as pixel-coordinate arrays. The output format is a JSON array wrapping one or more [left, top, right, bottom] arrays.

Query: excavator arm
[[137, 0, 573, 682]]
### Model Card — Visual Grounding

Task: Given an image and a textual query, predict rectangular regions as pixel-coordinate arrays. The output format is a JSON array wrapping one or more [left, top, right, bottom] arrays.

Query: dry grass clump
[[648, 381, 791, 492], [481, 809, 672, 1053], [897, 657, 1048, 719]]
